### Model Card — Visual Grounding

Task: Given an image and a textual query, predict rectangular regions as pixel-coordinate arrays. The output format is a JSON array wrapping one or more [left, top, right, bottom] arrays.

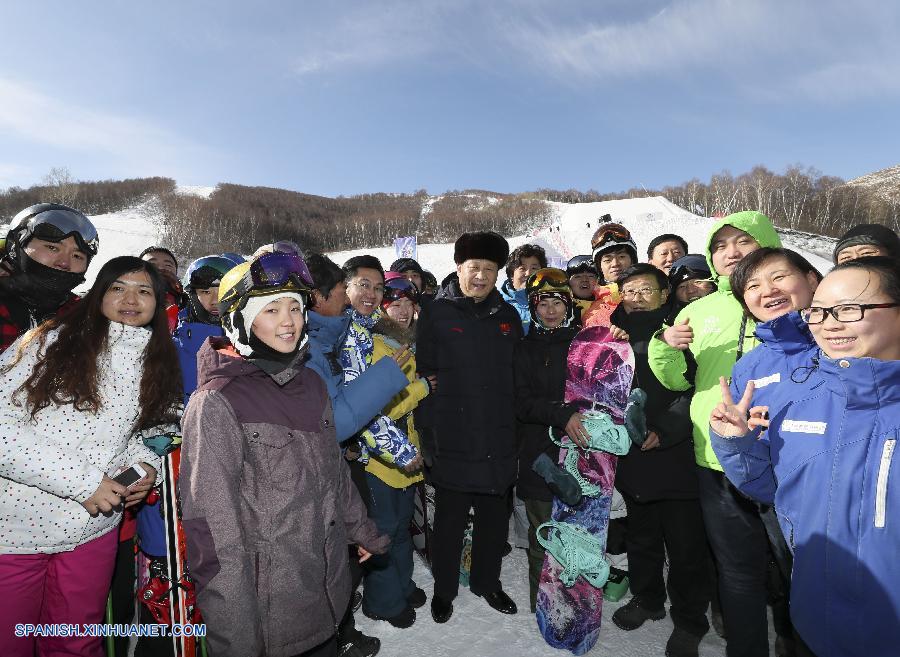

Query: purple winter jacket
[[179, 338, 389, 657]]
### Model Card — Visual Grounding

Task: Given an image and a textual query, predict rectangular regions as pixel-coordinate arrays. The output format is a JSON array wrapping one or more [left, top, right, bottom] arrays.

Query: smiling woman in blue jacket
[[710, 257, 900, 657]]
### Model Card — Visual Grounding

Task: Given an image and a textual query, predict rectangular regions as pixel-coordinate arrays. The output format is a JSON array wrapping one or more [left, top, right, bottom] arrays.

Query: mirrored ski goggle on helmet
[[218, 252, 315, 314], [590, 222, 631, 251], [14, 205, 99, 256], [526, 267, 570, 294], [566, 255, 598, 276], [184, 255, 236, 289], [383, 277, 420, 304]]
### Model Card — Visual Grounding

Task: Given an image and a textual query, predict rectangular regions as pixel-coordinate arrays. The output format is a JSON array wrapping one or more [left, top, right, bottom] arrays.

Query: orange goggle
[[590, 223, 631, 251], [526, 267, 569, 293]]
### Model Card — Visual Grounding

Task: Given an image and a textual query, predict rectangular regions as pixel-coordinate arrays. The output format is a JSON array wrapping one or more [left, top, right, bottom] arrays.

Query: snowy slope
[[330, 196, 833, 278], [78, 200, 167, 292], [71, 194, 831, 291]]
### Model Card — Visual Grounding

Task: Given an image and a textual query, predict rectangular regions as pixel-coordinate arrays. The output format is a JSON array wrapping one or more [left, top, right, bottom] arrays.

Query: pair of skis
[[160, 449, 202, 657]]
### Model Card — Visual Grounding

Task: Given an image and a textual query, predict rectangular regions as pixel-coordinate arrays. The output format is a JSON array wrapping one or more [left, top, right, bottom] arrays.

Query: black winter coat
[[611, 303, 698, 502], [513, 324, 580, 501], [416, 276, 523, 495]]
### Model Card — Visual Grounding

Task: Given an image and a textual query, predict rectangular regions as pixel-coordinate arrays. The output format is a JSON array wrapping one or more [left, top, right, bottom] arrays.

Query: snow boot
[[611, 597, 666, 631], [362, 604, 415, 629], [665, 626, 703, 657], [407, 586, 426, 609], [532, 453, 583, 507], [338, 630, 380, 657]]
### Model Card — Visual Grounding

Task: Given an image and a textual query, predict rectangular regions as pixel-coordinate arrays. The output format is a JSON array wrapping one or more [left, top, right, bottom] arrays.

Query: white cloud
[[492, 0, 900, 101], [289, 2, 452, 77], [281, 0, 900, 103], [0, 78, 217, 178]]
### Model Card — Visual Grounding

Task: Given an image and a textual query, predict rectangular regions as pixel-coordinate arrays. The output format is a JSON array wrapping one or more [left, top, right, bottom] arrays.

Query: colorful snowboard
[[535, 325, 634, 655]]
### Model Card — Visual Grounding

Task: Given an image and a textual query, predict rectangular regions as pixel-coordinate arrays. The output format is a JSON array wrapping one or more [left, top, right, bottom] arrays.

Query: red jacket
[[0, 293, 80, 355]]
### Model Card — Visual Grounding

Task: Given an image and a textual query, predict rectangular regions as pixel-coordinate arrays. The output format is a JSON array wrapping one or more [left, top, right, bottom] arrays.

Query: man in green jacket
[[648, 211, 786, 657]]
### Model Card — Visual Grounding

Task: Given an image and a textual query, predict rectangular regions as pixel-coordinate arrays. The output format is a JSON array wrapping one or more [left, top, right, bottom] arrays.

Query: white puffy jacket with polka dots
[[0, 323, 164, 554]]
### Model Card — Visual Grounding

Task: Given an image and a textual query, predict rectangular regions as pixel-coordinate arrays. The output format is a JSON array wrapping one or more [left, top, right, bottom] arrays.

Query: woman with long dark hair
[[0, 255, 182, 657]]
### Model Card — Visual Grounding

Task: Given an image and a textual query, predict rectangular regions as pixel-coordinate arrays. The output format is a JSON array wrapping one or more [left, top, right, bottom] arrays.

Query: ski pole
[[105, 592, 115, 657]]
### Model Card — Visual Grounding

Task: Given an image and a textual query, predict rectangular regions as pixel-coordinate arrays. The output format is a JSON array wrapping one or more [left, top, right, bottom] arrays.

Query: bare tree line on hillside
[[0, 168, 175, 219], [158, 185, 551, 261], [4, 164, 896, 261], [534, 164, 900, 238]]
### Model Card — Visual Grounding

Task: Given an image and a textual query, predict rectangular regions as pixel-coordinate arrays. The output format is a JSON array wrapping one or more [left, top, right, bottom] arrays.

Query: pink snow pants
[[0, 529, 118, 657]]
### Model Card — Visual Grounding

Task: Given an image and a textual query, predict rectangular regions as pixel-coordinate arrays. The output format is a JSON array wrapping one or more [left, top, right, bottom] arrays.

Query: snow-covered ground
[[174, 184, 216, 198], [356, 531, 777, 657], [77, 199, 167, 292]]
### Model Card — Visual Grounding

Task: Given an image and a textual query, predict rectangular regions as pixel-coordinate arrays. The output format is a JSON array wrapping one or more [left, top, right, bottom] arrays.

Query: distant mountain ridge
[[846, 164, 900, 201]]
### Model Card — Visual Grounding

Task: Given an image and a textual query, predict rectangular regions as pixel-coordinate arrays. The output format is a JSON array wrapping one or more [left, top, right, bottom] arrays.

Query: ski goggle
[[590, 223, 631, 251], [566, 255, 597, 276], [17, 207, 99, 255], [383, 278, 420, 305], [526, 267, 570, 294], [184, 256, 236, 288], [273, 240, 303, 256], [219, 252, 314, 313]]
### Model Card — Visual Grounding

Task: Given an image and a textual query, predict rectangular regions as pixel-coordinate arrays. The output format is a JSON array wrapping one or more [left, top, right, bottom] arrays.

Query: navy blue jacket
[[417, 277, 523, 494], [305, 310, 408, 442], [712, 356, 900, 657]]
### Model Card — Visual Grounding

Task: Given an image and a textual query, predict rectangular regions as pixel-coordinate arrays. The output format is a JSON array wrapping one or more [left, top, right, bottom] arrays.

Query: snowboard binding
[[532, 453, 583, 507], [624, 388, 649, 447], [537, 520, 611, 589], [550, 394, 631, 457]]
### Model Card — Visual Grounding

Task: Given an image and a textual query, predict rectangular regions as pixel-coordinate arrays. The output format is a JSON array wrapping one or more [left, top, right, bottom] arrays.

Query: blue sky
[[1, 1, 898, 197]]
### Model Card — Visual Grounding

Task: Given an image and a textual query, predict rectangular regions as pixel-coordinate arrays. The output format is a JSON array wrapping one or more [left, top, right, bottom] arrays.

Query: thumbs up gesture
[[662, 317, 693, 350], [710, 377, 755, 437]]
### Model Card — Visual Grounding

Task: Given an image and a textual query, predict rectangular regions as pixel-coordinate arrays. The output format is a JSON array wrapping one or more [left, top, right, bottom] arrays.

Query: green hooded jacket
[[648, 211, 781, 470]]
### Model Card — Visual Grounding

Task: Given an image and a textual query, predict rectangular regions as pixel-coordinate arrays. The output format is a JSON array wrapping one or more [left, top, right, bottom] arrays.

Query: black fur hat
[[454, 231, 509, 266]]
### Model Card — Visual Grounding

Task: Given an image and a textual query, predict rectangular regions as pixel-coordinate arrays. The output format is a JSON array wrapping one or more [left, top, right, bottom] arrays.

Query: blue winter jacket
[[173, 314, 224, 406], [138, 312, 223, 558], [305, 310, 409, 442], [729, 312, 822, 439], [500, 279, 531, 335], [711, 356, 900, 657]]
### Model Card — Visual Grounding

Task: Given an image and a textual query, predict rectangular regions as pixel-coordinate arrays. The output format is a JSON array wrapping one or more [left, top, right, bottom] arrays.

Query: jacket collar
[[307, 310, 351, 351], [436, 275, 505, 317], [197, 337, 311, 387], [818, 354, 900, 406], [753, 312, 815, 356], [500, 279, 527, 303]]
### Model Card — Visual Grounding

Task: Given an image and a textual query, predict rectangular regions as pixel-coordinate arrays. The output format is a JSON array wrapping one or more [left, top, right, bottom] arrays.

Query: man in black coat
[[416, 231, 523, 623]]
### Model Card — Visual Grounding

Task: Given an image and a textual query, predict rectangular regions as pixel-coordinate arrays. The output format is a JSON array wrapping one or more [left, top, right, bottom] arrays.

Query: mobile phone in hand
[[113, 464, 148, 489]]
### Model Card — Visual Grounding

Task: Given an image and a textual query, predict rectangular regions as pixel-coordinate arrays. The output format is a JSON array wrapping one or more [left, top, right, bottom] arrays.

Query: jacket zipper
[[323, 530, 338, 632], [875, 439, 895, 528]]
